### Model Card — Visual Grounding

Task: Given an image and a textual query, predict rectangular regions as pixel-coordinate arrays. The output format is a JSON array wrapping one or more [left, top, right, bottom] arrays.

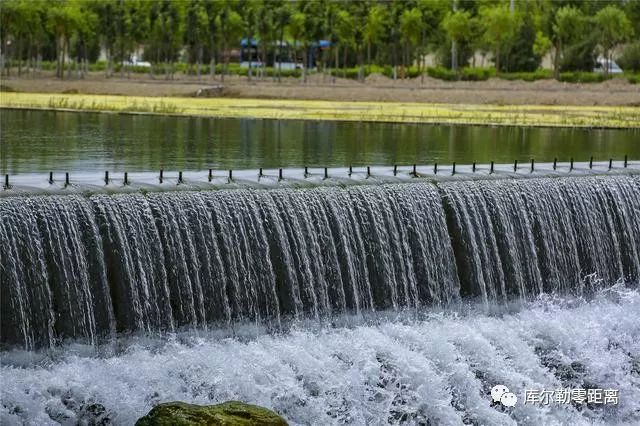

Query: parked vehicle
[[274, 62, 304, 70], [124, 55, 151, 68], [240, 61, 264, 69], [593, 58, 624, 74]]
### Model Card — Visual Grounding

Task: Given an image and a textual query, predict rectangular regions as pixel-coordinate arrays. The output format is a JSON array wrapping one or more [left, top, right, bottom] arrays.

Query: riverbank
[[2, 92, 639, 128], [2, 72, 640, 106]]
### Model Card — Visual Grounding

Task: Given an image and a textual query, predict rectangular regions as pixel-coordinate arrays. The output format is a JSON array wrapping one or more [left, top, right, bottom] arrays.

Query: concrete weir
[[1, 166, 639, 348], [1, 160, 638, 196]]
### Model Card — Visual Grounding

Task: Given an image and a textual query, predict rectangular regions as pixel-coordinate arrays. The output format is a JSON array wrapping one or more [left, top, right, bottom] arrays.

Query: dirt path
[[2, 72, 640, 106]]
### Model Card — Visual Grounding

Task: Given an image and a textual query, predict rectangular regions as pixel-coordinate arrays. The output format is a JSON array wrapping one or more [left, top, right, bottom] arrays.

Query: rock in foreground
[[135, 401, 288, 426]]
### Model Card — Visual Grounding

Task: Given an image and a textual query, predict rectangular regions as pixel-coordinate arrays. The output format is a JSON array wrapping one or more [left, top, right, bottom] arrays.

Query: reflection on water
[[2, 109, 638, 173]]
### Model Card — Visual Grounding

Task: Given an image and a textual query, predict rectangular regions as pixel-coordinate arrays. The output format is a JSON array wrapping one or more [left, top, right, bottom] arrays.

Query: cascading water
[[441, 176, 640, 301], [1, 175, 639, 349]]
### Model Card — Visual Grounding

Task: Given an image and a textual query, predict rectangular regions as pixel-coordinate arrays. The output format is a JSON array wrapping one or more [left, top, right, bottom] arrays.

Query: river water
[[1, 109, 639, 425], [2, 285, 639, 425], [2, 109, 639, 173]]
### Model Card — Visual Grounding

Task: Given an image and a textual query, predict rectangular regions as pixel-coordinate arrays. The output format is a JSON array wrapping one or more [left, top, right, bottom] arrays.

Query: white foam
[[2, 286, 639, 425]]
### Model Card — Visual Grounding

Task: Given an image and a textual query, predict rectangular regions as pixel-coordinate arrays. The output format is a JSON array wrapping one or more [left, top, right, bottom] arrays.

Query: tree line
[[1, 0, 638, 82]]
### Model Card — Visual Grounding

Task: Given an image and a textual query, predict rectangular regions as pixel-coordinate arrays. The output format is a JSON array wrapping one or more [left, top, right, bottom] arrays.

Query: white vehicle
[[240, 61, 264, 69], [274, 62, 304, 70], [593, 58, 623, 74], [124, 55, 151, 68]]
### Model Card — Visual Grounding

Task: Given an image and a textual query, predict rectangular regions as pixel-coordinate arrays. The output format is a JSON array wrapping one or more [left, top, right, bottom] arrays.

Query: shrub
[[626, 73, 639, 84], [498, 69, 553, 81], [427, 66, 458, 81], [560, 37, 598, 72], [426, 66, 494, 81], [617, 42, 640, 72], [330, 67, 362, 79], [558, 72, 606, 83]]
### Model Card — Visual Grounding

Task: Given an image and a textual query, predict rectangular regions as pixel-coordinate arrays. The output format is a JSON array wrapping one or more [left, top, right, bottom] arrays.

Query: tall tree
[[287, 10, 305, 78], [552, 6, 585, 78], [1, 0, 44, 76], [148, 0, 183, 79], [272, 0, 290, 82], [93, 0, 117, 77], [241, 0, 258, 80], [184, 0, 208, 78], [218, 0, 243, 81], [594, 5, 633, 77], [399, 7, 423, 72], [363, 5, 387, 70], [47, 0, 83, 79], [71, 0, 97, 78], [255, 0, 273, 79], [479, 4, 519, 72], [203, 0, 221, 79], [334, 9, 354, 77], [442, 10, 471, 71], [296, 0, 324, 83]]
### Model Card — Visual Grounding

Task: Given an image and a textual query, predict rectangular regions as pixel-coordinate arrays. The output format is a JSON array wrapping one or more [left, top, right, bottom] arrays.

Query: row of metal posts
[[2, 155, 632, 189]]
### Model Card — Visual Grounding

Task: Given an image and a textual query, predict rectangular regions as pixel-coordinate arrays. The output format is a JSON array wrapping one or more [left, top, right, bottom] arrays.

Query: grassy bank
[[1, 92, 639, 128]]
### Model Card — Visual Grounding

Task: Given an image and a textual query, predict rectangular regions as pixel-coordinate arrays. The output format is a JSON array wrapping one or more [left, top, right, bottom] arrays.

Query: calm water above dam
[[1, 109, 639, 174]]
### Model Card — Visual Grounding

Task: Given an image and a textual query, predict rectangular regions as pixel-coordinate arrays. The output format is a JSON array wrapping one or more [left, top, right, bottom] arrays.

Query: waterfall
[[441, 176, 640, 301], [1, 176, 638, 348]]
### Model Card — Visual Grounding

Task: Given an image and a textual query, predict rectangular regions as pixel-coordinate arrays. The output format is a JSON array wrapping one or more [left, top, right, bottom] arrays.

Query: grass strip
[[1, 92, 639, 129]]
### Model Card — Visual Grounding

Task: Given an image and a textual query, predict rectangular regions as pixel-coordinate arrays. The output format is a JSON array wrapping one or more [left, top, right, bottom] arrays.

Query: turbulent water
[[1, 286, 639, 425], [1, 176, 639, 349]]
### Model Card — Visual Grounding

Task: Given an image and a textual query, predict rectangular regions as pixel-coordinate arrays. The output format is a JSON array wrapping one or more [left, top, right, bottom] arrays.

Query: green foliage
[[617, 42, 640, 72], [426, 66, 458, 81], [426, 66, 495, 81], [558, 72, 606, 83], [594, 6, 634, 54], [334, 10, 355, 48], [498, 69, 553, 81], [533, 31, 551, 58], [560, 36, 598, 72], [479, 5, 520, 71], [501, 17, 541, 72], [594, 6, 634, 77], [442, 10, 472, 44], [461, 67, 496, 81], [1, 0, 638, 83], [364, 5, 387, 48], [553, 6, 586, 46], [399, 8, 422, 47]]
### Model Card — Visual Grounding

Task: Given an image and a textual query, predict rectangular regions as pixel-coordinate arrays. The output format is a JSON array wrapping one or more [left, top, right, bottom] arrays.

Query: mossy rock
[[135, 401, 288, 426]]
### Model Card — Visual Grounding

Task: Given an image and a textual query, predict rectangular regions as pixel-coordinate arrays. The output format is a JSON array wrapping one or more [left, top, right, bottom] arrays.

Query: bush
[[558, 72, 606, 83], [626, 73, 639, 84], [367, 64, 389, 75], [89, 61, 107, 72], [498, 18, 542, 72], [617, 42, 640, 72], [330, 67, 363, 79], [426, 66, 458, 81], [560, 37, 598, 72], [328, 65, 423, 80], [498, 69, 553, 81], [435, 39, 474, 70], [426, 66, 495, 81]]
